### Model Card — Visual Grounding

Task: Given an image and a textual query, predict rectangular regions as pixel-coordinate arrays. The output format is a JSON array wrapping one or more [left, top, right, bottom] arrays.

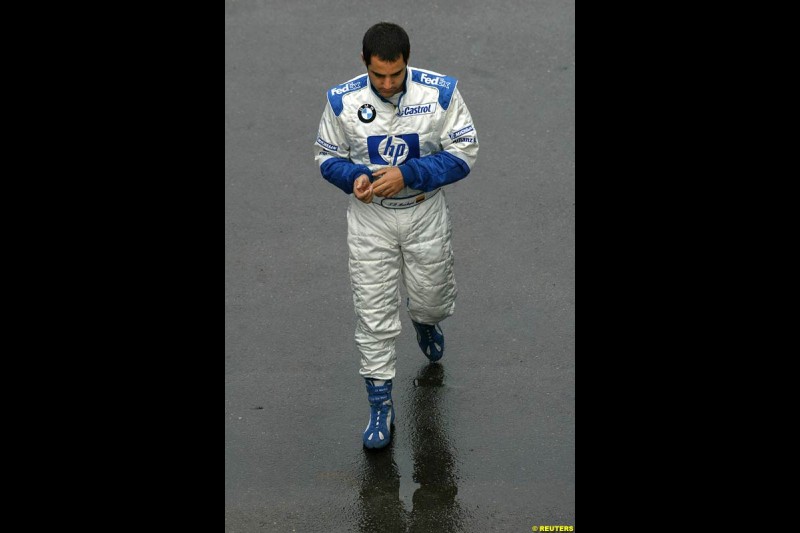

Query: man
[[313, 22, 479, 449]]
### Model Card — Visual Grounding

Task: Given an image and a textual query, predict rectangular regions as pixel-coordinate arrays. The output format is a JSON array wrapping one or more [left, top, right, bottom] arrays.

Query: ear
[[360, 52, 366, 66]]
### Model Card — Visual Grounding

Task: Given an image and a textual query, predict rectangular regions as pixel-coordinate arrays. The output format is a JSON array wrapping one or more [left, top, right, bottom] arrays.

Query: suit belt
[[372, 188, 440, 209]]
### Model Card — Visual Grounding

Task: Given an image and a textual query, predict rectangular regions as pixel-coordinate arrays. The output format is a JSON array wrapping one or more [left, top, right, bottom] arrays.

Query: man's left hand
[[371, 167, 406, 198]]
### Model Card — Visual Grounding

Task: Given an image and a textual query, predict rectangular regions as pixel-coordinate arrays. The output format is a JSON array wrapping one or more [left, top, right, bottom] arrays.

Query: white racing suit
[[313, 66, 479, 380]]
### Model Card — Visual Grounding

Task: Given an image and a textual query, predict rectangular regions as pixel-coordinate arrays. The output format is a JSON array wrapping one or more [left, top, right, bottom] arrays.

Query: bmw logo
[[358, 103, 376, 123]]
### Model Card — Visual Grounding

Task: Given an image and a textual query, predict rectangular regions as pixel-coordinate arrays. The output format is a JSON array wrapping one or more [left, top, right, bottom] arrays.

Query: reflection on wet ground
[[358, 363, 467, 532]]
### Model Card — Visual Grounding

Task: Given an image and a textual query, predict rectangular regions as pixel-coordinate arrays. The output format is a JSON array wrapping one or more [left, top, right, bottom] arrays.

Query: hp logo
[[379, 136, 408, 165], [367, 134, 420, 166]]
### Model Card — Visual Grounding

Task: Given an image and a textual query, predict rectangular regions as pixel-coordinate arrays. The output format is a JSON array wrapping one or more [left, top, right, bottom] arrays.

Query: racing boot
[[412, 321, 445, 362], [363, 378, 395, 449]]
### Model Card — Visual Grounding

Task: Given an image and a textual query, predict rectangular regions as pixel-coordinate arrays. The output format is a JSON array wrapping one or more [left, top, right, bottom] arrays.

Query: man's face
[[365, 55, 407, 98]]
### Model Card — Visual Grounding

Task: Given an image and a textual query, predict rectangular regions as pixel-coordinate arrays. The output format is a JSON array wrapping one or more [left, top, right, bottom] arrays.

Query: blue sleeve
[[398, 151, 471, 192], [320, 158, 373, 195]]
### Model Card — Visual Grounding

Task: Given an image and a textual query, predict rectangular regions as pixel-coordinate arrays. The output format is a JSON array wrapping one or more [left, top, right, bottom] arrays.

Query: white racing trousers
[[347, 190, 457, 381]]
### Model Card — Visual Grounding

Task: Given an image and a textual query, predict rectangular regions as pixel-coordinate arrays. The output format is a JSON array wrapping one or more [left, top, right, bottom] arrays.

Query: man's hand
[[353, 174, 373, 203], [371, 167, 405, 198]]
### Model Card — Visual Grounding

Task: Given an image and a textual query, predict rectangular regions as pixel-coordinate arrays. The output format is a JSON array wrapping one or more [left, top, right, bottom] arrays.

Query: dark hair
[[362, 22, 410, 66]]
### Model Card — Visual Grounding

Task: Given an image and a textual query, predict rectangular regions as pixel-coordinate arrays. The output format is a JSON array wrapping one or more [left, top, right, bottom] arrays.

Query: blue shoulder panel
[[326, 75, 368, 116], [410, 69, 458, 110]]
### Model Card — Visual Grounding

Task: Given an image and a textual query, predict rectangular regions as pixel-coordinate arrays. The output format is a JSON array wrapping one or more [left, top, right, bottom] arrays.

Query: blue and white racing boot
[[411, 321, 445, 362], [363, 379, 394, 449]]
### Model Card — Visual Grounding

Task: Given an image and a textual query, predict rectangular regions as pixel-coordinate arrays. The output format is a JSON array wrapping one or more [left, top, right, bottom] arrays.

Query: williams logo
[[358, 103, 376, 123], [398, 102, 437, 117], [367, 134, 420, 166]]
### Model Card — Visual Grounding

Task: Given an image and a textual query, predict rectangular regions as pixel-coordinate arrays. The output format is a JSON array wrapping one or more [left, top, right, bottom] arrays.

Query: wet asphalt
[[225, 1, 574, 531]]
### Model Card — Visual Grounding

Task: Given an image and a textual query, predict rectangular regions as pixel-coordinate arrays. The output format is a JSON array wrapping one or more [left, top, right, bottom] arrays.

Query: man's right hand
[[353, 174, 373, 204]]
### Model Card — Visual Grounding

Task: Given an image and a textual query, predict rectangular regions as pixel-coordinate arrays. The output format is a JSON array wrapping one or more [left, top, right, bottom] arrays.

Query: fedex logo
[[330, 81, 362, 95], [367, 134, 420, 166], [420, 72, 451, 89]]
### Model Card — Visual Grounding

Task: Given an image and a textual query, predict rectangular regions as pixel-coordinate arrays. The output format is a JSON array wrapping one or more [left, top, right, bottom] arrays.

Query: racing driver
[[313, 22, 479, 449]]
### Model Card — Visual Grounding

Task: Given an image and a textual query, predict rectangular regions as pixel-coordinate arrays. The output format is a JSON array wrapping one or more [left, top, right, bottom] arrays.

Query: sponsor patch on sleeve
[[316, 136, 339, 152], [448, 124, 475, 140]]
